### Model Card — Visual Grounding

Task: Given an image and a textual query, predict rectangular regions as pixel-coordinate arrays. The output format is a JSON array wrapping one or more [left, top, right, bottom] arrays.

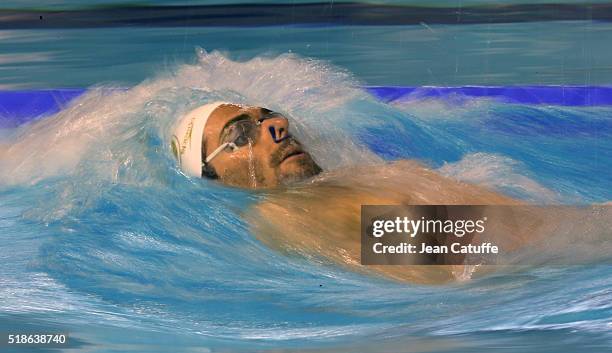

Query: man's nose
[[263, 116, 290, 143]]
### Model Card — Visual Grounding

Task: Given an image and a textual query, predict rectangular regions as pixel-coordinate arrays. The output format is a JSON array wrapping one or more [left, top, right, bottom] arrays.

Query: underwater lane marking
[[3, 86, 612, 127]]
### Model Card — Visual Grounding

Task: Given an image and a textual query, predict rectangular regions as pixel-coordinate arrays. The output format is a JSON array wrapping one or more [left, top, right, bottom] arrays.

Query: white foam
[[0, 49, 380, 187], [437, 152, 559, 203], [391, 92, 496, 121]]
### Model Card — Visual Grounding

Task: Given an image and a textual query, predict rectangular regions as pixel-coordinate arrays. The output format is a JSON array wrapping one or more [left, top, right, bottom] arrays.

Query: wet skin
[[201, 104, 321, 188]]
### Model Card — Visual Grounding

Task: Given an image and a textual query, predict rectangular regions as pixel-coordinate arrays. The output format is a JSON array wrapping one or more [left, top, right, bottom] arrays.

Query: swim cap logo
[[170, 115, 197, 167], [182, 116, 195, 152]]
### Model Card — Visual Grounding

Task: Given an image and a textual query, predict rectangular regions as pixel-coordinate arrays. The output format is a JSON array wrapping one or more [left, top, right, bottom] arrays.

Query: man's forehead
[[208, 104, 242, 125], [206, 104, 262, 128]]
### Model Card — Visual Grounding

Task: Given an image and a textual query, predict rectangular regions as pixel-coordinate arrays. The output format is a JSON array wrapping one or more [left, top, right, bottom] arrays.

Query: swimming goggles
[[203, 112, 284, 165]]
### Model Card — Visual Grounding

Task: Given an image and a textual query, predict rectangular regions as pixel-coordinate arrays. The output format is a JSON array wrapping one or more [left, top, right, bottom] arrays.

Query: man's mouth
[[280, 147, 305, 163], [270, 138, 308, 167]]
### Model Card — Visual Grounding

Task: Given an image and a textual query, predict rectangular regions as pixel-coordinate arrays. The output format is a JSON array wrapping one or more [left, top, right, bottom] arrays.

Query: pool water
[[1, 2, 611, 353], [1, 22, 612, 89]]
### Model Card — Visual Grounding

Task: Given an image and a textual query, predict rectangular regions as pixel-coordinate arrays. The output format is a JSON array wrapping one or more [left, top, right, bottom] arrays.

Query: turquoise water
[[1, 21, 612, 88], [1, 3, 612, 353]]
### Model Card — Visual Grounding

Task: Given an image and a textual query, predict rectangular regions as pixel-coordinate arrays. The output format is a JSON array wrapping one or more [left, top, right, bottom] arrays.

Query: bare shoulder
[[251, 160, 519, 224], [245, 160, 522, 284], [310, 160, 519, 205]]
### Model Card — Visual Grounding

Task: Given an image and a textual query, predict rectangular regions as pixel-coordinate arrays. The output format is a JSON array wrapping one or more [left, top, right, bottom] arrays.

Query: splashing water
[[247, 140, 257, 189], [0, 50, 611, 352]]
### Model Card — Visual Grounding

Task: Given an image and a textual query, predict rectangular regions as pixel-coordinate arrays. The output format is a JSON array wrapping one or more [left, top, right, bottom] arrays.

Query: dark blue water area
[[0, 90, 85, 128], [5, 86, 612, 128]]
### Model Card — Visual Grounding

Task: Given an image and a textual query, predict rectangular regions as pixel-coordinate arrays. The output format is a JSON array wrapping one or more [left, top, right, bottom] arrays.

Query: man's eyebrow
[[259, 108, 282, 120]]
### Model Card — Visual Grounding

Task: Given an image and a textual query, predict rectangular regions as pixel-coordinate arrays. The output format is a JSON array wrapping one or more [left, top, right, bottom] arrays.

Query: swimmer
[[171, 102, 611, 284], [171, 102, 322, 188]]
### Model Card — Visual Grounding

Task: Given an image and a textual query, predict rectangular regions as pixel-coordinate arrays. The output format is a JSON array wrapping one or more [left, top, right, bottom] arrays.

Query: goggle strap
[[204, 142, 237, 165]]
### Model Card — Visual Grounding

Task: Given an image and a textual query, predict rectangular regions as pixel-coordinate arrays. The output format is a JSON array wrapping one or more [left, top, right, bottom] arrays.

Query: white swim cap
[[171, 101, 228, 177]]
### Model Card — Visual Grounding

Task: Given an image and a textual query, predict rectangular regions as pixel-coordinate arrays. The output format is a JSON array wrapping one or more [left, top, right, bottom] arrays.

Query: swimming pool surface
[[0, 1, 611, 352]]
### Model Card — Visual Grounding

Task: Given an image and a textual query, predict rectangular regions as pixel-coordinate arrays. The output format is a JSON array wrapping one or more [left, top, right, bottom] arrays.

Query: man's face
[[202, 104, 322, 188]]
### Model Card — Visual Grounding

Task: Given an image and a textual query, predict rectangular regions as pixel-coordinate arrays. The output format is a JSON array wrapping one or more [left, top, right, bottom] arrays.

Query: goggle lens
[[224, 120, 258, 147]]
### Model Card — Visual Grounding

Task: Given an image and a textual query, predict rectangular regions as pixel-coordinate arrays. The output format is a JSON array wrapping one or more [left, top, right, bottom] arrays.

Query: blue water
[[0, 50, 611, 352], [2, 21, 612, 89], [1, 3, 612, 352]]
